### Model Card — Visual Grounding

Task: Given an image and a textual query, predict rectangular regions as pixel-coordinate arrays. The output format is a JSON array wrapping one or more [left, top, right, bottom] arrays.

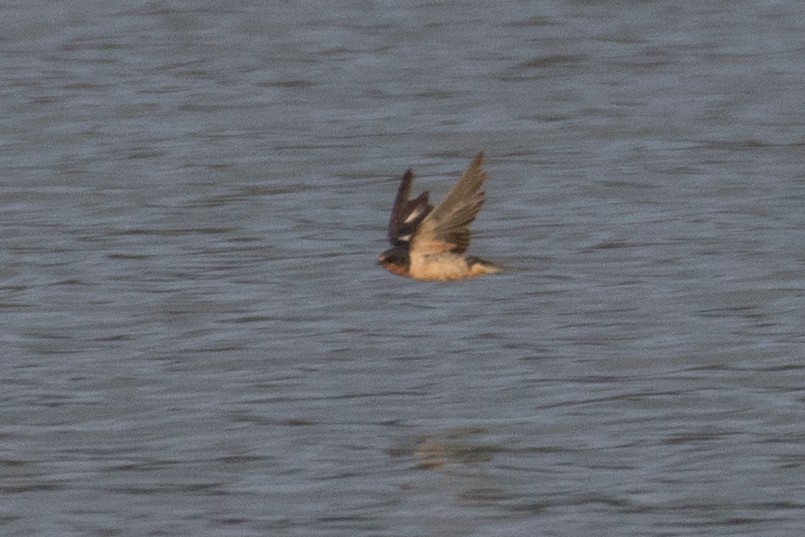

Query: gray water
[[2, 1, 804, 536]]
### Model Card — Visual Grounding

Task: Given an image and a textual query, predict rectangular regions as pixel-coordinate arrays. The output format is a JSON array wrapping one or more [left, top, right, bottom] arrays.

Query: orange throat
[[379, 259, 409, 277]]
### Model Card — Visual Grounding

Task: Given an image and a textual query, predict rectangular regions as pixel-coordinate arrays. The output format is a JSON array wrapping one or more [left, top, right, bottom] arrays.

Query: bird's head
[[378, 246, 409, 276]]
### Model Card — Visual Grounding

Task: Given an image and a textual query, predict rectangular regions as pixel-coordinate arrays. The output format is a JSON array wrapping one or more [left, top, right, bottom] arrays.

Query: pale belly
[[408, 253, 473, 281]]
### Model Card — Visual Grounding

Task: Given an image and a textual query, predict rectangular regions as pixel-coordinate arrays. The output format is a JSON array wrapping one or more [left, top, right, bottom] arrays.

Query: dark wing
[[410, 151, 486, 255], [387, 169, 433, 246]]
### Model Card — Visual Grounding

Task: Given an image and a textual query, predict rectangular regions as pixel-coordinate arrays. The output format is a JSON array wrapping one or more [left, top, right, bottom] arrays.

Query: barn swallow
[[378, 151, 502, 281]]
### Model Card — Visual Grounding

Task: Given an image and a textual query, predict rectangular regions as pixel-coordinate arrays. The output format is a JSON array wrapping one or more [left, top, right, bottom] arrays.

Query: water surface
[[2, 1, 804, 536]]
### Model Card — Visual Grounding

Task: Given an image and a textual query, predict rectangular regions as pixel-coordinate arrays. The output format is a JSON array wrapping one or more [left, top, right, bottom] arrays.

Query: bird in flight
[[378, 151, 501, 281]]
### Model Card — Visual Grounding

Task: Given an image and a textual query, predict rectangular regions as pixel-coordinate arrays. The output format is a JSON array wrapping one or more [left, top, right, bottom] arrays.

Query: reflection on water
[[389, 428, 497, 470], [2, 1, 804, 536]]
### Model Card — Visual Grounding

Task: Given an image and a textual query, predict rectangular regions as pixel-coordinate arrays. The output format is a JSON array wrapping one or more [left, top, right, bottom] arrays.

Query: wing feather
[[387, 169, 432, 246], [411, 152, 487, 255]]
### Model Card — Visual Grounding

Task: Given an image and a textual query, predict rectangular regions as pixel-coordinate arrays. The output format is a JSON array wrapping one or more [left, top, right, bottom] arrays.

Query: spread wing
[[387, 169, 433, 247], [410, 151, 486, 255]]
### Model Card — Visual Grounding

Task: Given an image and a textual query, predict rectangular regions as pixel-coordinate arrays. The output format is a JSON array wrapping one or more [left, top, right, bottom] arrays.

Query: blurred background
[[1, 1, 803, 535]]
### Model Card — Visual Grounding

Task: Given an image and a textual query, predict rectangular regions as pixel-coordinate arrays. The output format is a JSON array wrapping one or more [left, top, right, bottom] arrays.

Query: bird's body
[[378, 152, 501, 281]]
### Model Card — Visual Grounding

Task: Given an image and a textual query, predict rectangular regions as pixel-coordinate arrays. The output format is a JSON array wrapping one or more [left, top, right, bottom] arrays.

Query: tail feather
[[467, 256, 503, 275]]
